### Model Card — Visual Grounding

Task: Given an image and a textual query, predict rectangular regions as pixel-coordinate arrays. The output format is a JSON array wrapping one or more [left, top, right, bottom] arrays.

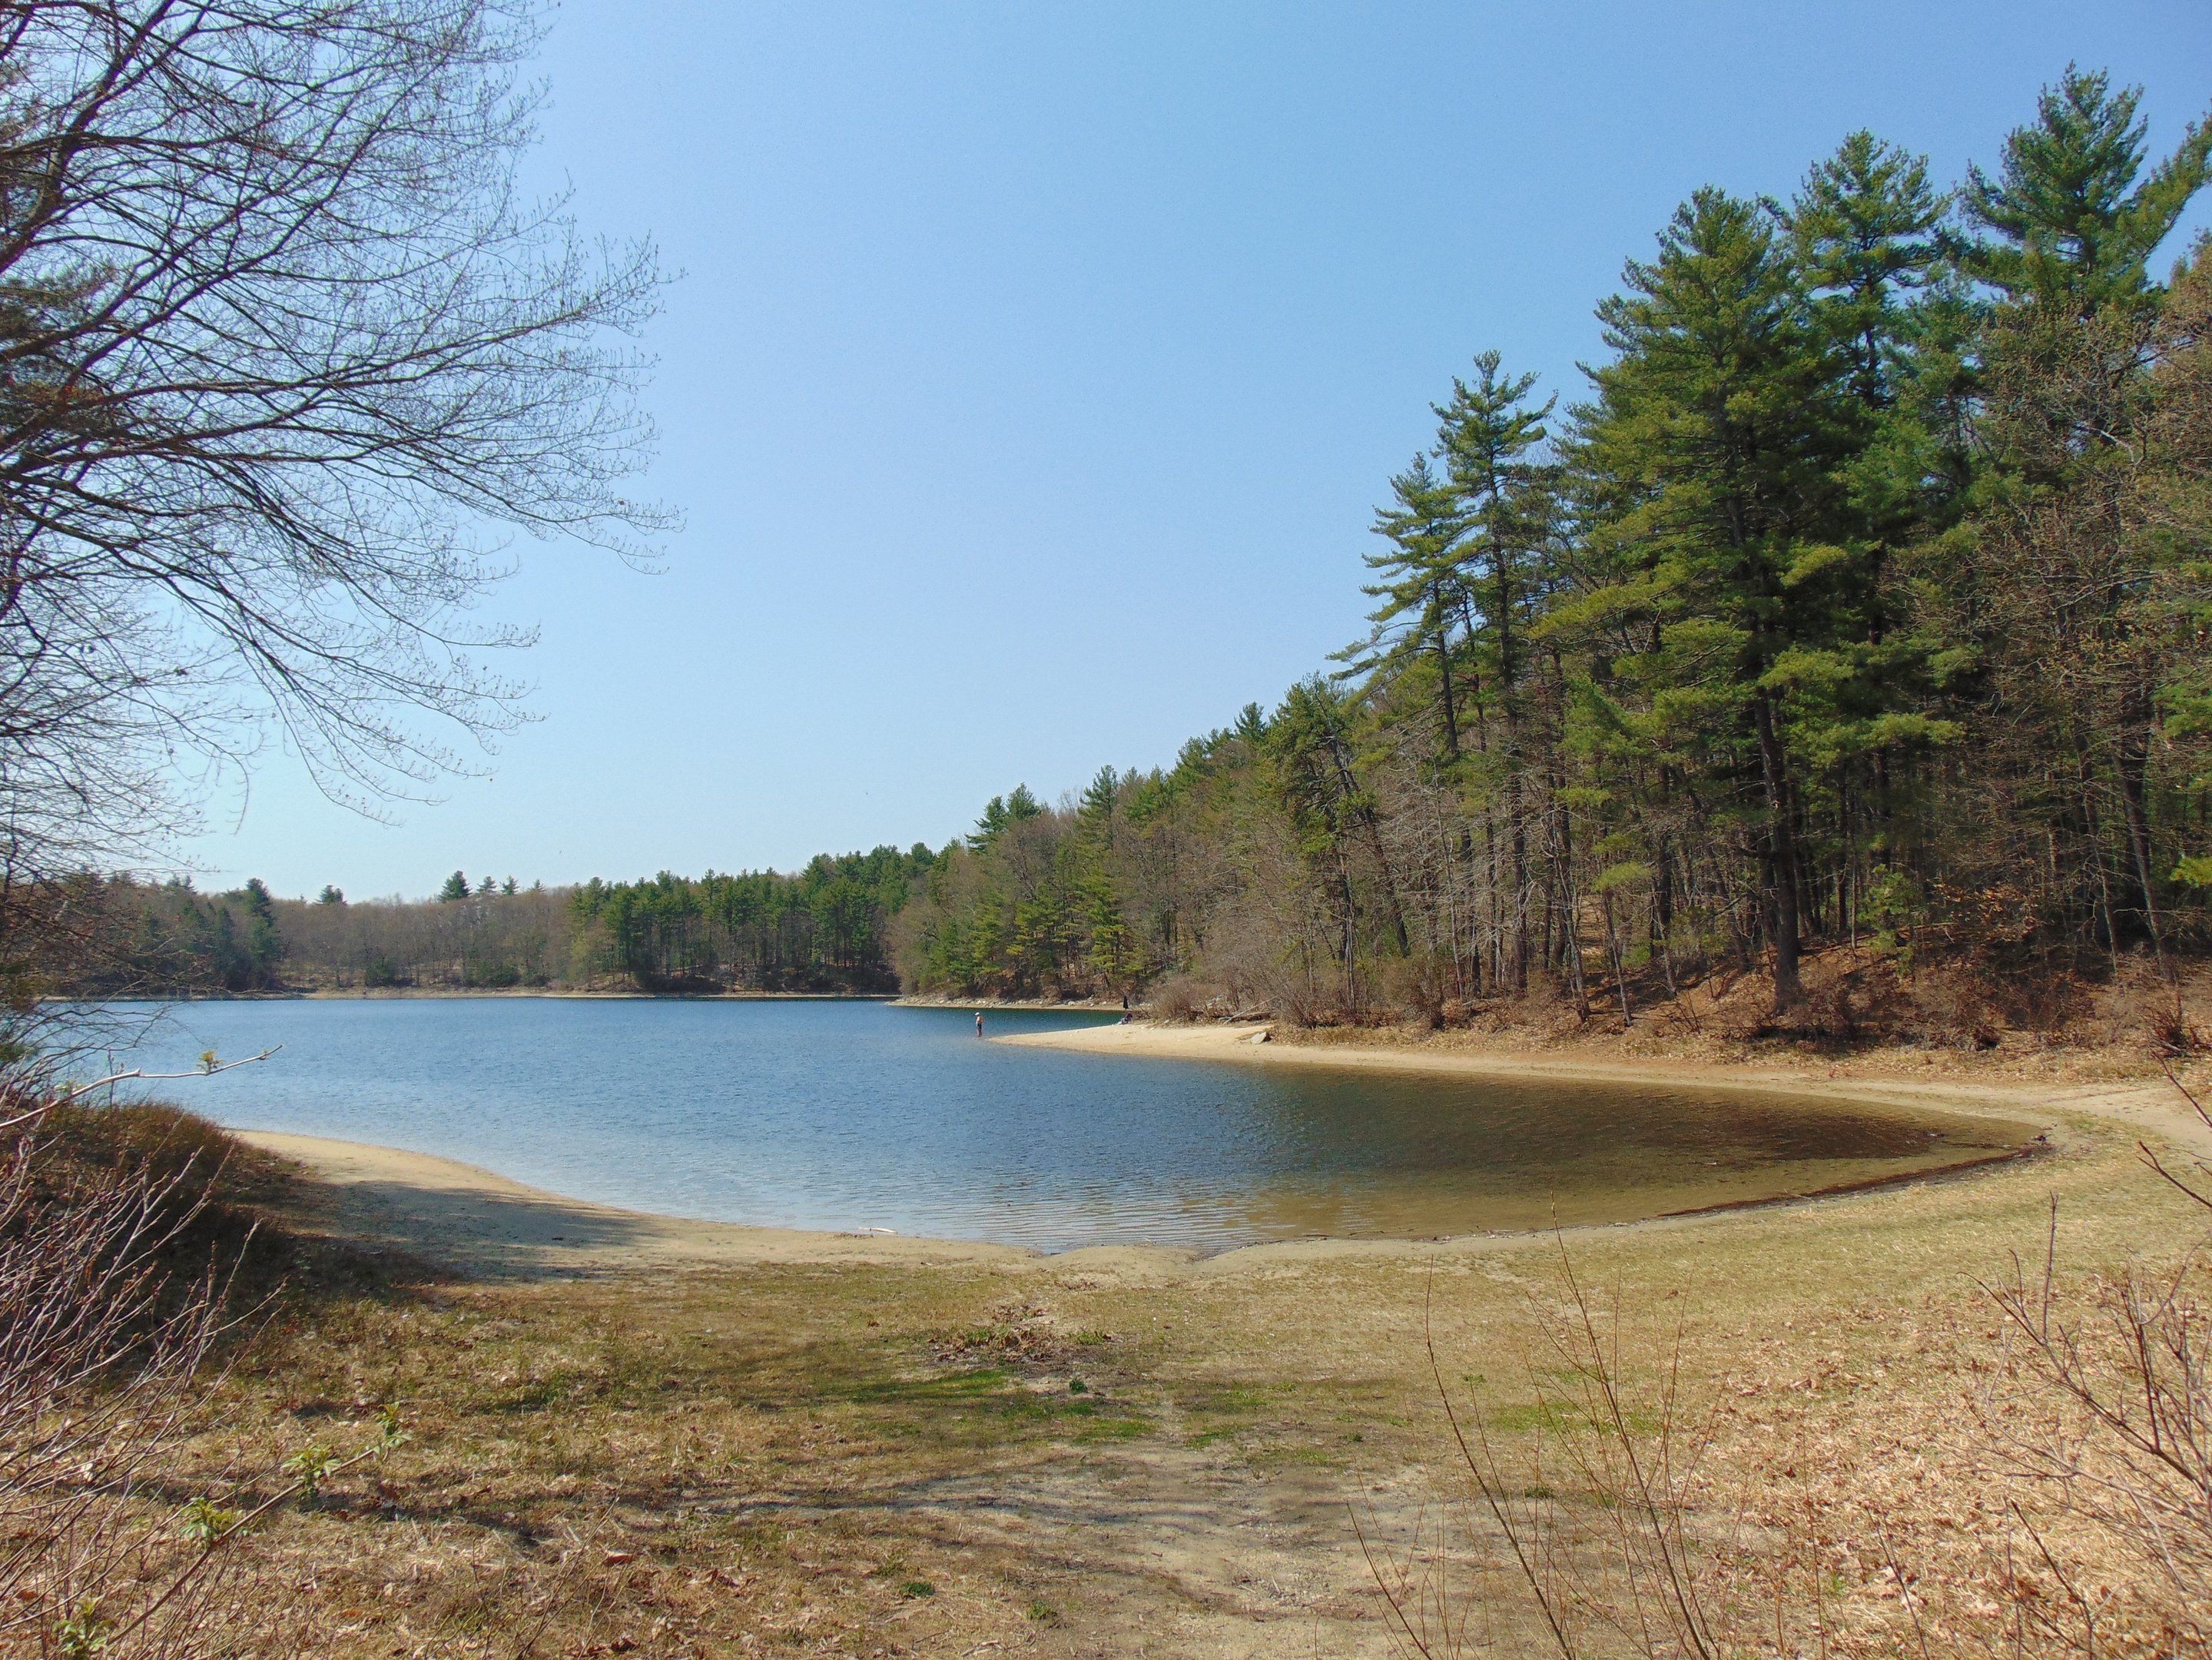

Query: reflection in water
[[106, 999, 2038, 1252]]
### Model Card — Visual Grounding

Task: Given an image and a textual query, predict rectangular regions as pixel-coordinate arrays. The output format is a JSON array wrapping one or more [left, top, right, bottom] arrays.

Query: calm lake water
[[95, 998, 2035, 1253]]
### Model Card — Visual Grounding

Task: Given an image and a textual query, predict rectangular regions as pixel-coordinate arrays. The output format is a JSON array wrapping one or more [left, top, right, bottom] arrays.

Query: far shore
[[82, 988, 1129, 1007], [87, 988, 1133, 1004], [890, 995, 1126, 1012]]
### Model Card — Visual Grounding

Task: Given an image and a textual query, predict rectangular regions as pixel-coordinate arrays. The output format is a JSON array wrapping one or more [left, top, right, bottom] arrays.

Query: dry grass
[[1355, 1081, 2212, 1660]]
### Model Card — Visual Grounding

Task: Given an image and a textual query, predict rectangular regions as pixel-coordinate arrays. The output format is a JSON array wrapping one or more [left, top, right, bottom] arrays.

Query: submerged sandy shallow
[[231, 1023, 2212, 1281]]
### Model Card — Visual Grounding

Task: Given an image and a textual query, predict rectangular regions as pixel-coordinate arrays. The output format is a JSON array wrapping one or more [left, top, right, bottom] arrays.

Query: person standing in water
[[975, 1010, 984, 1038]]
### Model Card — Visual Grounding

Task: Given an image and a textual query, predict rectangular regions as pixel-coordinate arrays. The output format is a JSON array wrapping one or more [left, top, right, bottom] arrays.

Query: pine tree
[[1779, 134, 1970, 911], [1434, 352, 1554, 986], [1943, 73, 2212, 963], [1339, 454, 1471, 764], [1574, 188, 1858, 1007], [240, 878, 283, 988], [1962, 66, 2212, 317]]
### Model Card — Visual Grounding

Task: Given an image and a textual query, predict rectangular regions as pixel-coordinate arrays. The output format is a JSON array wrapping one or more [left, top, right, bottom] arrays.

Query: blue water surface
[[90, 998, 2026, 1252]]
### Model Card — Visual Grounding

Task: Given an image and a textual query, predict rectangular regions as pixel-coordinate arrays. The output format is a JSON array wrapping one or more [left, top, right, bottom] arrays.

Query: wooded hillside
[[59, 850, 933, 995], [895, 73, 2212, 1040]]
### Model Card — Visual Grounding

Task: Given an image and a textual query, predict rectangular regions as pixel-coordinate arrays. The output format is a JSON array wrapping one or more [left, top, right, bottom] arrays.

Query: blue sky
[[182, 0, 2212, 900]]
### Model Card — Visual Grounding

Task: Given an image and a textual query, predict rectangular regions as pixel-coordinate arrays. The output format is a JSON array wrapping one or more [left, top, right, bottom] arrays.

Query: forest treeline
[[58, 848, 935, 995], [50, 71, 2212, 1041], [896, 72, 2212, 1038]]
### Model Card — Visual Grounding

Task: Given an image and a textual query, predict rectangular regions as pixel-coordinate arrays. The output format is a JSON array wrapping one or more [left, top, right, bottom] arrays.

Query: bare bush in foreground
[[1975, 1073, 2212, 1656], [0, 1089, 406, 1658], [0, 1118, 238, 1657]]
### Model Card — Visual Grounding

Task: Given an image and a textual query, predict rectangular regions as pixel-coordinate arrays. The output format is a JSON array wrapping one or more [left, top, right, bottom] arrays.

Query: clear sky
[[180, 0, 2212, 901]]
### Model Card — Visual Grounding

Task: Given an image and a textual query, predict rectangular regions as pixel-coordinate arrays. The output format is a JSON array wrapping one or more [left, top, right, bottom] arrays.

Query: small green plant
[[281, 1442, 339, 1502], [1863, 865, 1919, 975], [55, 1597, 111, 1659], [898, 1579, 936, 1599], [178, 1496, 241, 1547], [1066, 1377, 1087, 1394], [1025, 1599, 1063, 1625]]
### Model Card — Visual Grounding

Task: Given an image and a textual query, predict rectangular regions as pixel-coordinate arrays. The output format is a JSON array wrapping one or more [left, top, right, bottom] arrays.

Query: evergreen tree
[[1434, 352, 1554, 986], [240, 878, 283, 988], [1574, 188, 1858, 1006], [1340, 454, 1471, 764], [1961, 66, 2212, 317]]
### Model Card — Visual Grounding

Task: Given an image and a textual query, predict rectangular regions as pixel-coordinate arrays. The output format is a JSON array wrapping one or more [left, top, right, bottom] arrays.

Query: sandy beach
[[236, 1026, 2204, 1282], [237, 1130, 1034, 1276], [1000, 1018, 2212, 1149]]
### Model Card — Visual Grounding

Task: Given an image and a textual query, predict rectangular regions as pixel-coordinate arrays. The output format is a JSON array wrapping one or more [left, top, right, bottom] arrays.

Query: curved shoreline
[[231, 1027, 2205, 1281], [996, 1019, 2212, 1147], [240, 1122, 2053, 1283]]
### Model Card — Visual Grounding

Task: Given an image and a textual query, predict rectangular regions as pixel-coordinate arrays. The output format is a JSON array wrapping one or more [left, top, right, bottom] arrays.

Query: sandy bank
[[238, 1131, 1041, 1277], [890, 995, 1123, 1012], [241, 1114, 2090, 1288], [997, 1019, 2212, 1156]]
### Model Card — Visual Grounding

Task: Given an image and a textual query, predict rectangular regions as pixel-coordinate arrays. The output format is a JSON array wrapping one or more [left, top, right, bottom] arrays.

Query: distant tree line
[[565, 848, 934, 992], [897, 71, 2212, 1037], [48, 850, 936, 995], [48, 877, 288, 996]]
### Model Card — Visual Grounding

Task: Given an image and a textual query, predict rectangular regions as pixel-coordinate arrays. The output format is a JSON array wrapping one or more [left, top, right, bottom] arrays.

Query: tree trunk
[[1753, 695, 1802, 1008]]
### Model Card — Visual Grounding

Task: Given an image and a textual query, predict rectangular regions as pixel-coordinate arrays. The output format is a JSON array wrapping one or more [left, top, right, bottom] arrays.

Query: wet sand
[[239, 1130, 1032, 1277], [999, 1020, 2212, 1151]]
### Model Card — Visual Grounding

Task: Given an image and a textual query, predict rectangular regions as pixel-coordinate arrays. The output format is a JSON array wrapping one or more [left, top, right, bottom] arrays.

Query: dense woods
[[898, 73, 2212, 1038], [62, 851, 934, 994], [564, 849, 934, 992]]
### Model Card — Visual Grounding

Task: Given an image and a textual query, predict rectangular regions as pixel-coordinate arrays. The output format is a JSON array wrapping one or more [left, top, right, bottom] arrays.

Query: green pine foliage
[[568, 847, 934, 993], [51, 875, 288, 994], [904, 70, 2212, 1024]]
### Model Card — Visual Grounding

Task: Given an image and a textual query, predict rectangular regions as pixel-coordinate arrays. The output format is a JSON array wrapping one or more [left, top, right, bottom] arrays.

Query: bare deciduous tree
[[0, 0, 666, 814], [0, 0, 667, 1071]]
